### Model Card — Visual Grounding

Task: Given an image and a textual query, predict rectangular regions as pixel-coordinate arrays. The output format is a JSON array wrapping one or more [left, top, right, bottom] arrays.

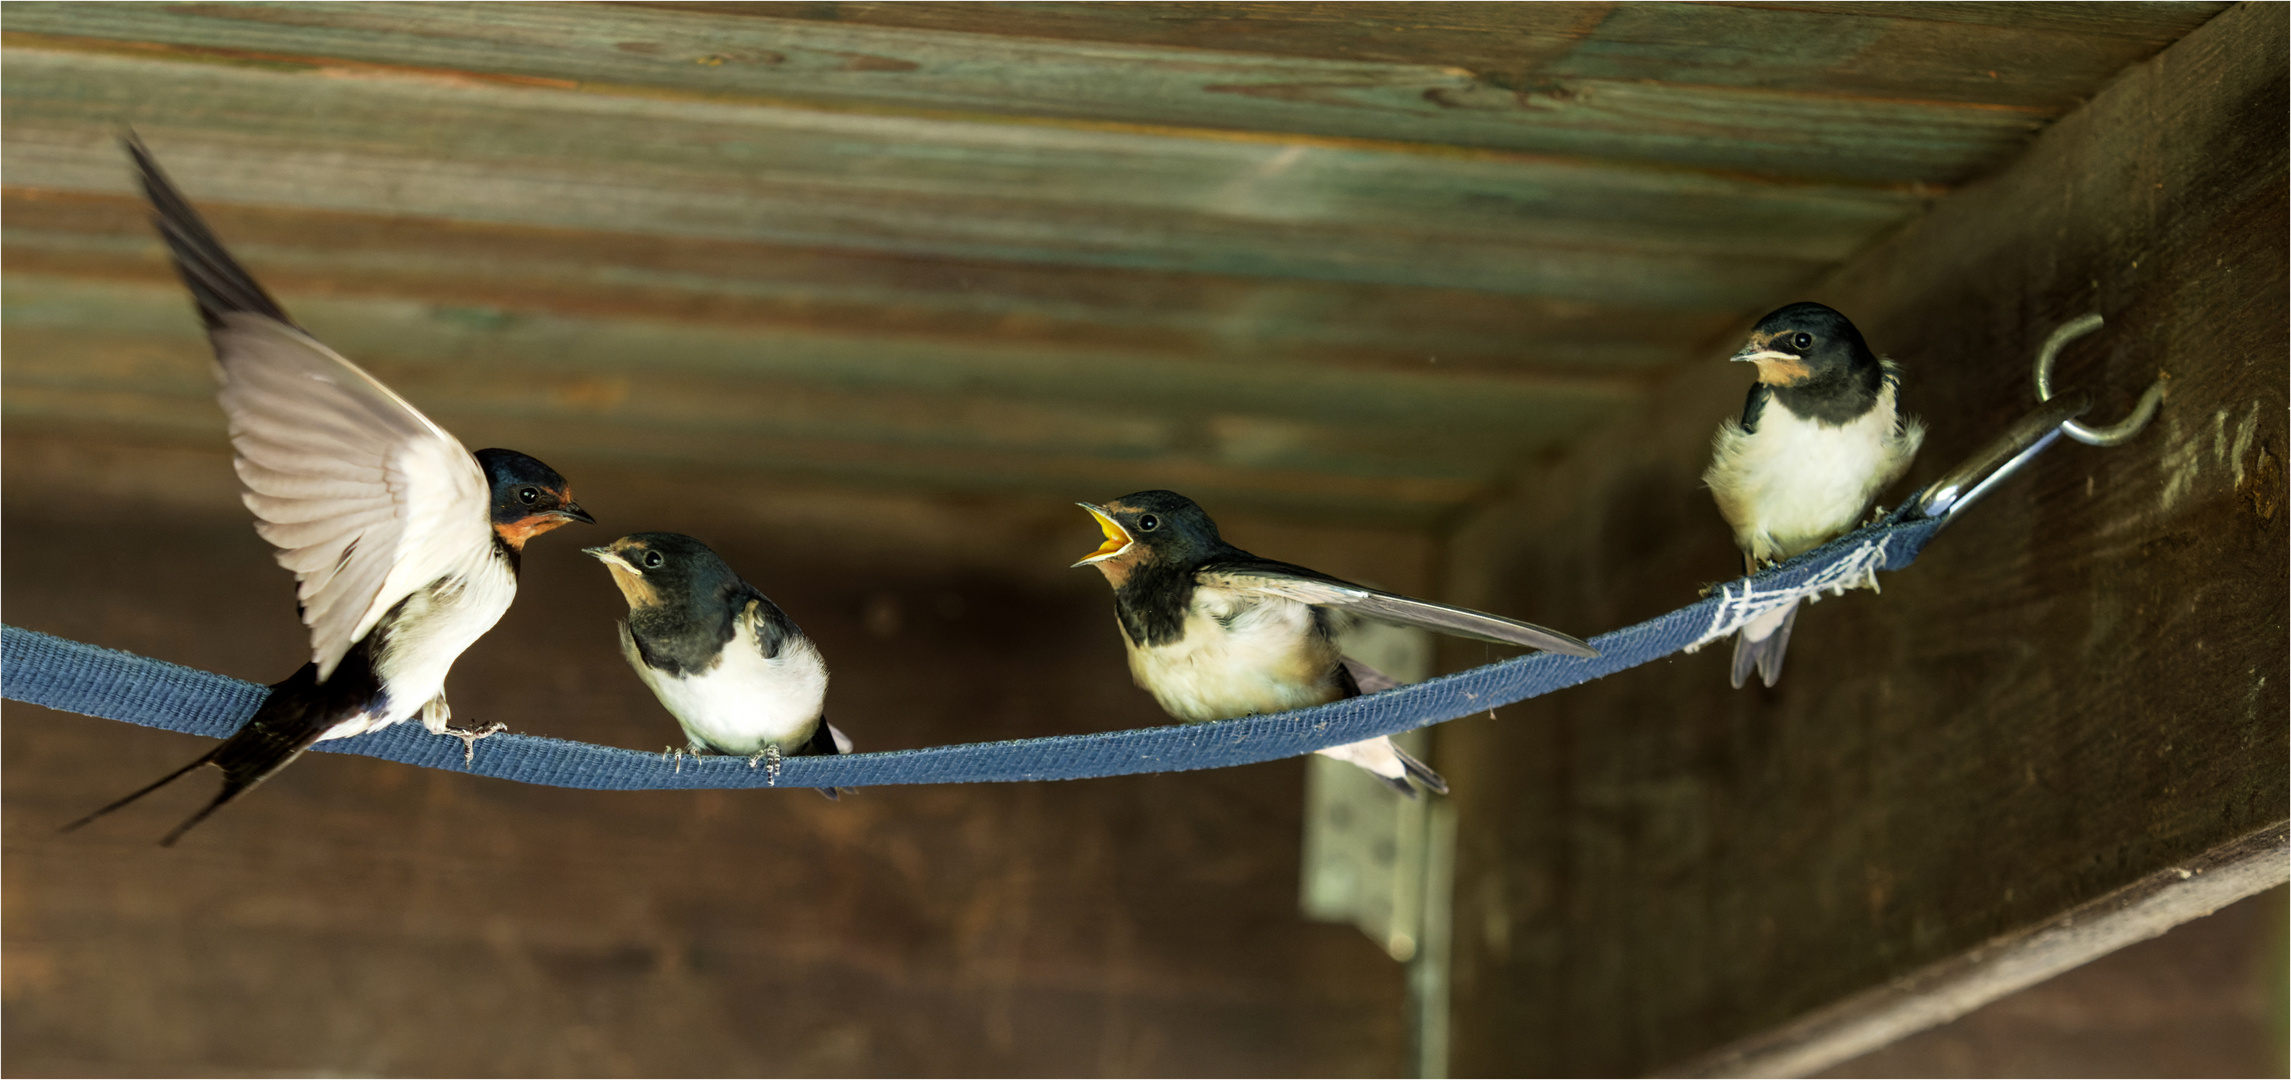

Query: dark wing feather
[[1198, 557, 1598, 657], [1740, 383, 1771, 434], [125, 134, 293, 327]]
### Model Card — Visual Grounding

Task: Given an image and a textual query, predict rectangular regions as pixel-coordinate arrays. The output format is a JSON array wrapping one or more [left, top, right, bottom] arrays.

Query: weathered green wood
[[727, 1, 2225, 107], [1434, 3, 2287, 1073], [1, 190, 1730, 378], [1, 2, 2062, 184], [0, 275, 1632, 524], [0, 47, 1916, 301]]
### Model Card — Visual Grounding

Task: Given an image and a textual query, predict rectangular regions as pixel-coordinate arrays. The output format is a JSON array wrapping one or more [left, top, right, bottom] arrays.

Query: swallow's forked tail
[[61, 674, 331, 846], [1729, 600, 1803, 689]]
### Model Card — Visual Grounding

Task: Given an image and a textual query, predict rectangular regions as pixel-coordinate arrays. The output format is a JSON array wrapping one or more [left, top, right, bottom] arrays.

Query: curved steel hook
[[2033, 313, 2165, 446]]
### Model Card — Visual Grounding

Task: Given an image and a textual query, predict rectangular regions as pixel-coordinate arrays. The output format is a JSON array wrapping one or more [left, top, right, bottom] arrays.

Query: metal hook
[[2033, 313, 2165, 446]]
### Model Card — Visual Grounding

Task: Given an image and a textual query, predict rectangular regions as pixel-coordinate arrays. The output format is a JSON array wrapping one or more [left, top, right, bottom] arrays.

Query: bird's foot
[[441, 721, 507, 764], [747, 745, 784, 786]]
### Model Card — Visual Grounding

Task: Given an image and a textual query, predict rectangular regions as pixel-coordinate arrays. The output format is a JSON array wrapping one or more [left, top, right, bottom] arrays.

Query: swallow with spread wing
[[63, 138, 594, 845]]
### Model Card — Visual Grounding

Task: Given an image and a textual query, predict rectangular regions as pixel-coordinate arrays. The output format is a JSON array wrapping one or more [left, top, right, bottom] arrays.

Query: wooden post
[[1436, 4, 2288, 1075]]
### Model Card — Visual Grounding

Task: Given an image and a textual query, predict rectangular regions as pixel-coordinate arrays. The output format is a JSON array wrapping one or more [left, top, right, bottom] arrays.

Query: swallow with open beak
[[64, 137, 594, 845], [1704, 301, 1926, 688], [1074, 491, 1598, 796], [586, 533, 850, 798]]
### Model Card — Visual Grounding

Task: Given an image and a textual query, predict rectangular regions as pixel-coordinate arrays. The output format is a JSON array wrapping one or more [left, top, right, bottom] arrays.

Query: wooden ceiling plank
[[2, 275, 1632, 439], [3, 4, 2058, 183], [703, 1, 2222, 108], [0, 392, 1501, 528], [5, 204, 1722, 380], [1702, 2, 2228, 40], [0, 45, 1920, 255], [2, 133, 1845, 306]]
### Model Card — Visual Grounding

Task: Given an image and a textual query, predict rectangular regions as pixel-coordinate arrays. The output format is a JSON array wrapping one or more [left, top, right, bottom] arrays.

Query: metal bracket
[[2033, 313, 2167, 446], [1915, 312, 2163, 520]]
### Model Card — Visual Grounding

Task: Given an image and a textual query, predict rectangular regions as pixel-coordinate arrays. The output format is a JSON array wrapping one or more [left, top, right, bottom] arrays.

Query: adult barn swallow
[[1704, 302, 1925, 688], [586, 533, 850, 797], [63, 139, 593, 844], [1075, 491, 1598, 795]]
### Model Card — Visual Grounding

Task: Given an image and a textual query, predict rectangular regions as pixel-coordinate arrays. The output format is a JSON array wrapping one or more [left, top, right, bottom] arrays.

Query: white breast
[[625, 622, 830, 755], [1126, 585, 1342, 723], [317, 550, 520, 741], [1706, 380, 1925, 562]]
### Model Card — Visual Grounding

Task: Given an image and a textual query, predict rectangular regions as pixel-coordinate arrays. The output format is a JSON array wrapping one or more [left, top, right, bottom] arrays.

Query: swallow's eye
[[642, 551, 664, 569], [518, 487, 540, 505], [1791, 332, 1813, 350], [1137, 514, 1160, 532]]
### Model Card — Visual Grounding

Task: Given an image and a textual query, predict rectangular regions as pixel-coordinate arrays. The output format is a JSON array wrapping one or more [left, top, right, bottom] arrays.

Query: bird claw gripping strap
[[0, 513, 1948, 792]]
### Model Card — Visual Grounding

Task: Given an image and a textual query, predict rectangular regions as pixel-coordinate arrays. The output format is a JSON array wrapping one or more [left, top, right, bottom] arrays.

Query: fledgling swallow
[[64, 137, 594, 845], [586, 533, 851, 799], [1704, 301, 1926, 688], [1074, 491, 1598, 796]]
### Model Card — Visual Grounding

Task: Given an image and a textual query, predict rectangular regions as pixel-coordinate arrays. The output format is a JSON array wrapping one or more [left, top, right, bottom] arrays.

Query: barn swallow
[[1074, 491, 1598, 796], [586, 533, 850, 798], [61, 137, 593, 845], [1704, 302, 1925, 688]]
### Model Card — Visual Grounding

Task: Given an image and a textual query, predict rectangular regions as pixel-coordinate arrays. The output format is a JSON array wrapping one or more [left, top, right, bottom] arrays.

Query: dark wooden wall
[[0, 461, 1433, 1076], [1433, 3, 2289, 1074]]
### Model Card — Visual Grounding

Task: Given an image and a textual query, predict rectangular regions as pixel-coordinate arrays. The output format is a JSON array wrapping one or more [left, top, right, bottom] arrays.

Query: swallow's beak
[[557, 502, 595, 524], [1729, 341, 1809, 385], [1073, 503, 1135, 567], [583, 545, 635, 572]]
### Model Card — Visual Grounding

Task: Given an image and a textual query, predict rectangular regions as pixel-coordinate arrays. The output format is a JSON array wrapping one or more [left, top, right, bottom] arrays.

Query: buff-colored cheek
[[605, 563, 660, 608]]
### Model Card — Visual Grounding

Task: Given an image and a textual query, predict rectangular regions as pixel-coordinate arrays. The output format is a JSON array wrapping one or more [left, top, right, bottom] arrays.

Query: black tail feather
[[1390, 742, 1449, 797], [58, 750, 219, 835], [64, 660, 358, 845], [800, 715, 849, 801]]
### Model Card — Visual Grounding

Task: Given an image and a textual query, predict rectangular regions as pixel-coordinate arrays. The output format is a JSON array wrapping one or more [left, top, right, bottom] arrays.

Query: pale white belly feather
[[317, 553, 520, 741], [626, 623, 829, 754], [1706, 381, 1924, 562], [1126, 586, 1342, 722]]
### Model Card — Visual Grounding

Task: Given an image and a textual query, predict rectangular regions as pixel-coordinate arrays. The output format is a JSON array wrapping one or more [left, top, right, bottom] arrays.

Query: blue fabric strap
[[0, 512, 1947, 791]]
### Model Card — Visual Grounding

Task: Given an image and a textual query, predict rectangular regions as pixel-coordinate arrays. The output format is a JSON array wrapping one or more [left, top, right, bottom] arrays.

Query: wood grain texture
[[717, 1, 2224, 108], [1672, 823, 2288, 1076], [0, 273, 1630, 527], [1433, 3, 2287, 1074], [1, 1, 2096, 183], [0, 44, 1909, 301], [0, 190, 1726, 379]]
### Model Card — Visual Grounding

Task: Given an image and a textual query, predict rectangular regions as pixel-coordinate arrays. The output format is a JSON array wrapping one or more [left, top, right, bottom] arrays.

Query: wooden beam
[[0, 43, 1915, 301], [709, 1, 2226, 109], [1662, 822, 2290, 1077], [1432, 2, 2286, 1073], [0, 188, 1723, 379], [0, 2, 2085, 183], [3, 274, 1637, 526]]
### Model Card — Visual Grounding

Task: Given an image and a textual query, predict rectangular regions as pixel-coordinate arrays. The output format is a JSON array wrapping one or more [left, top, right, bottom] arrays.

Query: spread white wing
[[1198, 560, 1600, 657], [127, 135, 496, 682], [217, 313, 492, 680]]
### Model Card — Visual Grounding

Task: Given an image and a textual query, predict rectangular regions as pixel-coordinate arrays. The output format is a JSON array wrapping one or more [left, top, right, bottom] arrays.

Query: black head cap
[[1729, 302, 1879, 388], [474, 448, 593, 544], [1075, 489, 1229, 575], [583, 532, 741, 612]]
